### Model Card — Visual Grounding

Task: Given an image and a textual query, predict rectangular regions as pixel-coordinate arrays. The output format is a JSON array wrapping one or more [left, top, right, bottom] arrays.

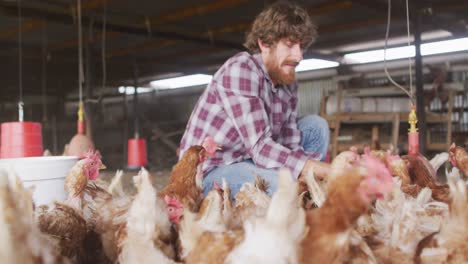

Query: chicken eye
[[168, 208, 174, 213]]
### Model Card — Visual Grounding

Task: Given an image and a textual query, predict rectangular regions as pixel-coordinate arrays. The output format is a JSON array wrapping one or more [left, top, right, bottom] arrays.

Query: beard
[[265, 58, 298, 86]]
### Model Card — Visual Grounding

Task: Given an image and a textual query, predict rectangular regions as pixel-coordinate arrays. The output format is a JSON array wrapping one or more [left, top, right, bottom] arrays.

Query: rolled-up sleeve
[[216, 60, 309, 178]]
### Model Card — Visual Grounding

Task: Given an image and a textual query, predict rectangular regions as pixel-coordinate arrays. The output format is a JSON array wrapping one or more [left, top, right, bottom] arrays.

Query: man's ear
[[258, 39, 269, 53]]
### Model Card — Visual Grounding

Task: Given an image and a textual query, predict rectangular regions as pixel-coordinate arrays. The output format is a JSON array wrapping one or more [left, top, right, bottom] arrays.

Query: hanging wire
[[42, 23, 48, 122], [78, 0, 84, 104], [102, 2, 107, 92], [17, 0, 24, 121], [384, 0, 415, 105], [405, 0, 414, 99]]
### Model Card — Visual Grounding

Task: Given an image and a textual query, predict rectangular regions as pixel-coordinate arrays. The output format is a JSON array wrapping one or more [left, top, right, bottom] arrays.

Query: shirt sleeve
[[215, 59, 308, 178], [280, 95, 322, 160]]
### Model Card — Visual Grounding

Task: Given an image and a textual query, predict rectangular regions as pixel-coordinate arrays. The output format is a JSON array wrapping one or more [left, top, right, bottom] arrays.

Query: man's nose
[[291, 44, 303, 62]]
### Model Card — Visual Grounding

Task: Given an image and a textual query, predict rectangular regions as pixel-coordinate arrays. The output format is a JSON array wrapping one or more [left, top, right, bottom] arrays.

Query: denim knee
[[298, 115, 330, 142], [298, 115, 330, 160]]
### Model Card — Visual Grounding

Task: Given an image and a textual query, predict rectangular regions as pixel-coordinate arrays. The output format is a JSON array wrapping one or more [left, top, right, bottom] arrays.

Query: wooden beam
[[308, 0, 353, 16], [105, 0, 354, 59], [0, 19, 46, 40], [43, 0, 248, 54], [106, 39, 176, 59], [320, 16, 385, 33], [0, 0, 111, 41], [81, 0, 111, 11], [354, 0, 468, 35], [149, 0, 248, 27], [50, 31, 121, 51]]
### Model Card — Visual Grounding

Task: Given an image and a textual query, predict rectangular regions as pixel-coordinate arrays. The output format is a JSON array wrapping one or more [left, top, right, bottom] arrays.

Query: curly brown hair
[[244, 1, 317, 53]]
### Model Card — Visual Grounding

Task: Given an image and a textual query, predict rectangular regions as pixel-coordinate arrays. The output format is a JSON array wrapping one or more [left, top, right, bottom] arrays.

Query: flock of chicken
[[0, 137, 467, 264]]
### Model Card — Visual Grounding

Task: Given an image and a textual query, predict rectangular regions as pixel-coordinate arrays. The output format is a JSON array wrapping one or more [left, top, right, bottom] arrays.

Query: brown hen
[[449, 143, 468, 179]]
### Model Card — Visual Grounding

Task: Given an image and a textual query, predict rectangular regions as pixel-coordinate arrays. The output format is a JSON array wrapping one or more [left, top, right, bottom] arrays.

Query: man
[[179, 1, 330, 198]]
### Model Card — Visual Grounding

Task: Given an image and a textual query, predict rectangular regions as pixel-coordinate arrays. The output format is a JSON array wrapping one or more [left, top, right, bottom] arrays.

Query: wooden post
[[371, 125, 380, 150], [392, 113, 400, 152], [332, 86, 343, 158], [447, 90, 454, 147]]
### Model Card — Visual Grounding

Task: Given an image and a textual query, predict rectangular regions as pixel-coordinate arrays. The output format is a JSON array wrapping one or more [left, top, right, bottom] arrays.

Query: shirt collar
[[252, 53, 280, 93]]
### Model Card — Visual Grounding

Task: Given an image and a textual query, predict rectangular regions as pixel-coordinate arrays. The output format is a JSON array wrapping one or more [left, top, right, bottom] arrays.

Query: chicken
[[429, 152, 449, 173], [229, 176, 271, 229], [417, 168, 468, 263], [303, 167, 326, 208], [226, 168, 306, 264], [84, 168, 174, 263], [449, 143, 468, 179], [300, 152, 393, 263], [160, 137, 220, 223], [385, 150, 411, 185], [118, 168, 176, 264], [84, 182, 132, 262], [65, 150, 106, 210], [403, 154, 451, 203], [36, 150, 106, 262], [186, 229, 244, 264], [107, 169, 125, 197], [371, 178, 448, 263], [328, 147, 360, 180], [179, 188, 226, 260], [0, 169, 70, 264], [36, 203, 88, 260]]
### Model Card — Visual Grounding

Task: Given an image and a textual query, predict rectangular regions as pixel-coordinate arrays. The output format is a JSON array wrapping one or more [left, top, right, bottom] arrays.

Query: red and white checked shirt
[[179, 52, 320, 179]]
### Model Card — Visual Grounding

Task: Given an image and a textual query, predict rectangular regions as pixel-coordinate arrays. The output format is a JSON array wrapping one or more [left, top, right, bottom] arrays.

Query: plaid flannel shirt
[[179, 52, 320, 179]]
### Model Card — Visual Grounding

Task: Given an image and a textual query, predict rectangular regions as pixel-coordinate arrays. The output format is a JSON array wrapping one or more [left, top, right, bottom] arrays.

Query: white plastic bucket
[[0, 156, 78, 205]]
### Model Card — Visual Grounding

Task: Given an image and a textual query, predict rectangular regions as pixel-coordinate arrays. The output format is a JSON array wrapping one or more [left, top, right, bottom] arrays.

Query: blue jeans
[[202, 114, 330, 199]]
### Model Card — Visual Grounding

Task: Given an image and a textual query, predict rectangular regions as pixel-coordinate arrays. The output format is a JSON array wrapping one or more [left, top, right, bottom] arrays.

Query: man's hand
[[299, 159, 330, 181]]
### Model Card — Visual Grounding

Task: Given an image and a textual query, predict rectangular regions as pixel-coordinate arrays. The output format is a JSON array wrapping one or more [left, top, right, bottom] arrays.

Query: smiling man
[[179, 1, 331, 198]]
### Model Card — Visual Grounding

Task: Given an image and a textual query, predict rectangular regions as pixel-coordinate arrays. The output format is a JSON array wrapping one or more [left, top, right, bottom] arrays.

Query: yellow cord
[[78, 102, 84, 122], [408, 106, 418, 133]]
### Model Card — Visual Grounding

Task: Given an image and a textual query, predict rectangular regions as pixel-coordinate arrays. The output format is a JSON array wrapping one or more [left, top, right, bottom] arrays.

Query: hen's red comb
[[164, 195, 183, 208], [360, 154, 393, 193], [80, 150, 101, 160]]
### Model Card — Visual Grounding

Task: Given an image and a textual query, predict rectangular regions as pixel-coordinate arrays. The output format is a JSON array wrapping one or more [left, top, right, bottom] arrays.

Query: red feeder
[[0, 122, 43, 158], [127, 138, 147, 169]]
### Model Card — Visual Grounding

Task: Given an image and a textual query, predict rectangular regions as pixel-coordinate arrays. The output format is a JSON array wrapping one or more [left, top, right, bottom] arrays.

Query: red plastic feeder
[[127, 138, 147, 169], [1, 122, 43, 158]]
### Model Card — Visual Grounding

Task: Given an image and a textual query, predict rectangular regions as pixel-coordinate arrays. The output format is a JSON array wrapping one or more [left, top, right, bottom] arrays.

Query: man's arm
[[299, 159, 331, 181], [216, 59, 308, 178], [279, 87, 328, 179]]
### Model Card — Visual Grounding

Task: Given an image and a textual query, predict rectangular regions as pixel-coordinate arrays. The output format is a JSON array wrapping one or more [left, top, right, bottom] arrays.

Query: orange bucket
[[127, 138, 147, 168], [0, 122, 43, 158]]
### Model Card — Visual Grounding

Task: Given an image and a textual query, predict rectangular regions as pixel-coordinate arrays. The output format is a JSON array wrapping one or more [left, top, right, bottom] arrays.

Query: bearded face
[[261, 38, 302, 86]]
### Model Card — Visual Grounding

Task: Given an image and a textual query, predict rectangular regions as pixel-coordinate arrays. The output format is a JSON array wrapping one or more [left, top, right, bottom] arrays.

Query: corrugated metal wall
[[297, 78, 336, 117]]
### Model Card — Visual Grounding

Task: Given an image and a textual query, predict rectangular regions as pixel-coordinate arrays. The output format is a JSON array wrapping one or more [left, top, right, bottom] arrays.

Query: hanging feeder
[[127, 60, 147, 169], [68, 102, 94, 156], [67, 0, 94, 157], [0, 122, 43, 158], [0, 1, 43, 159], [127, 138, 147, 169]]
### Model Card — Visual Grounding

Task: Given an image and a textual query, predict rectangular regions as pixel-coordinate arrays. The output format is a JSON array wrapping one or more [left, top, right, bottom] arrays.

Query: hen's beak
[[100, 163, 107, 170]]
